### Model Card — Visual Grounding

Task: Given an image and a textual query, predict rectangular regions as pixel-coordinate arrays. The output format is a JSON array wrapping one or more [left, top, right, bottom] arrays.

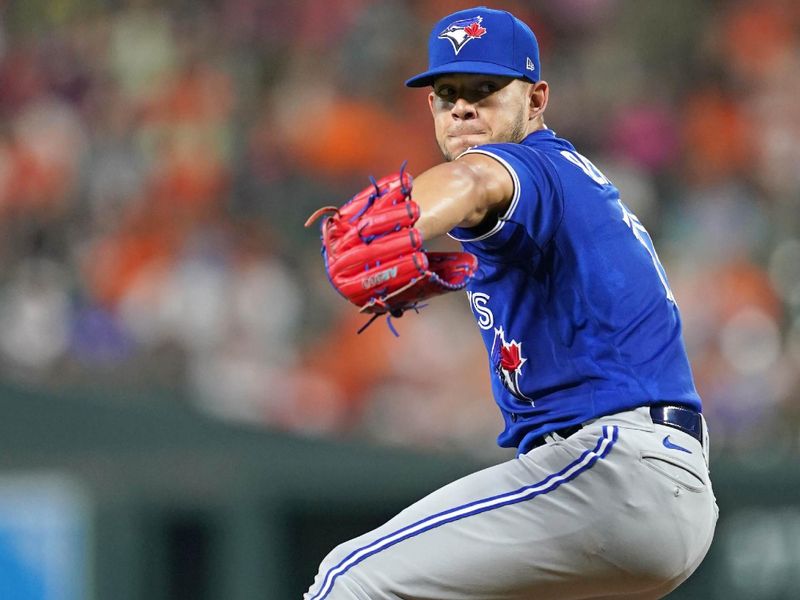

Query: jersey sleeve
[[448, 143, 564, 250]]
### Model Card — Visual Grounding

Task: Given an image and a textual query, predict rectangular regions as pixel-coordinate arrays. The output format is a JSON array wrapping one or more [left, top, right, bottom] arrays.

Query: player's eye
[[435, 86, 456, 100], [478, 81, 497, 94]]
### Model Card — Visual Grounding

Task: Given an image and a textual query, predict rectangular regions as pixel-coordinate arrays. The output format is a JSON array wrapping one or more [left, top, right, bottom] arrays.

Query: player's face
[[428, 74, 531, 161]]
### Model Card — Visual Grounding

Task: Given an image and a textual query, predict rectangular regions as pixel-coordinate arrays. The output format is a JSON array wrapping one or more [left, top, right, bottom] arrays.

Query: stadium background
[[0, 0, 799, 598]]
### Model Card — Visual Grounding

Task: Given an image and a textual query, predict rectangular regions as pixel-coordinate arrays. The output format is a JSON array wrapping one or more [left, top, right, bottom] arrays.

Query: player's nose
[[450, 97, 477, 120]]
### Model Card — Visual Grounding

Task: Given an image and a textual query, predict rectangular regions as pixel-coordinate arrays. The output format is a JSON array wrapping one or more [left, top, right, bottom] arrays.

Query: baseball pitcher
[[305, 6, 717, 599]]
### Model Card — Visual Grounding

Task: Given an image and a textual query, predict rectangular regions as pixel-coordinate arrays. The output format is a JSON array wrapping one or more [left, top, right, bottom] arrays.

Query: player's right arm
[[412, 153, 514, 242]]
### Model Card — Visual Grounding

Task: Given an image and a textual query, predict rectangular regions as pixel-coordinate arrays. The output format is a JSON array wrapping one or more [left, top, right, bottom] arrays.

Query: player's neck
[[528, 117, 546, 135]]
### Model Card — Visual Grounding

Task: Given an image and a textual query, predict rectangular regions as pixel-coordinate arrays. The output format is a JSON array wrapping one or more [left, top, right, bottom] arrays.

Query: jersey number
[[561, 150, 674, 304], [618, 199, 676, 303], [560, 150, 610, 185]]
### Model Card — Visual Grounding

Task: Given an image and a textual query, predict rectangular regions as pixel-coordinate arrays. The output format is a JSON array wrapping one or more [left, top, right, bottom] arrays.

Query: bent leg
[[305, 413, 717, 600], [306, 426, 622, 600]]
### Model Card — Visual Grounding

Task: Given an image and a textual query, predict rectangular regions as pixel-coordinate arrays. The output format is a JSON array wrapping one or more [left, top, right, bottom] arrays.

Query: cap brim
[[404, 61, 528, 88]]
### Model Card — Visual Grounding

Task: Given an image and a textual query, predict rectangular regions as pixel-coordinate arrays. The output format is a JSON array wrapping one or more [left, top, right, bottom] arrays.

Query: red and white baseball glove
[[305, 167, 478, 330]]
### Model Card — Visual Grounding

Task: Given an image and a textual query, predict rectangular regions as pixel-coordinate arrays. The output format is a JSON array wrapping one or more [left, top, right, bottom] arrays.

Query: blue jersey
[[450, 128, 701, 453]]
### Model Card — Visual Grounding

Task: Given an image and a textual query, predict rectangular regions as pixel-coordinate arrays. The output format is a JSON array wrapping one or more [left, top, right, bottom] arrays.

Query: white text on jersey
[[467, 291, 494, 329]]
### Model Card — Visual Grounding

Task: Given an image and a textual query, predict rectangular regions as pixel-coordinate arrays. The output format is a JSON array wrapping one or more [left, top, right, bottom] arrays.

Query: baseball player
[[305, 7, 717, 600]]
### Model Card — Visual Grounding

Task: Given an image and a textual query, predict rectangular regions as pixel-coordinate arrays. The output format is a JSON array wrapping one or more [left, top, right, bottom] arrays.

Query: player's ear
[[528, 80, 549, 121], [428, 91, 436, 115]]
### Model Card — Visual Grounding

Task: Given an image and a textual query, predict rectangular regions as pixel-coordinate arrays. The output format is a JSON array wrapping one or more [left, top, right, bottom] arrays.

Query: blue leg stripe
[[309, 425, 619, 600]]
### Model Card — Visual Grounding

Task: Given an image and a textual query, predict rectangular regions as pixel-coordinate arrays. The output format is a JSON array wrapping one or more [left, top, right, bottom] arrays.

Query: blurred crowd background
[[1, 0, 799, 460]]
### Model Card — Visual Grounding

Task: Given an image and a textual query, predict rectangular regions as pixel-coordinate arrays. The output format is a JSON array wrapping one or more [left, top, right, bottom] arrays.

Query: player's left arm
[[411, 153, 514, 241]]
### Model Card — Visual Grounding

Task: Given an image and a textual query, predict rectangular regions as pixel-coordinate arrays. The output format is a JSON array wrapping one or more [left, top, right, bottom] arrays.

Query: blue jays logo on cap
[[438, 15, 487, 55]]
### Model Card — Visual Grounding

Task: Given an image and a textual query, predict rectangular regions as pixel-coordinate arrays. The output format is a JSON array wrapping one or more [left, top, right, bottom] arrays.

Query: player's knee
[[306, 563, 375, 600], [306, 538, 374, 599], [313, 541, 352, 580]]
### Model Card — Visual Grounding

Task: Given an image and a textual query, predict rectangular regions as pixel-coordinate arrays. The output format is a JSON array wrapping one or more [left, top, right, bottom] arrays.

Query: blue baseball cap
[[405, 6, 541, 88]]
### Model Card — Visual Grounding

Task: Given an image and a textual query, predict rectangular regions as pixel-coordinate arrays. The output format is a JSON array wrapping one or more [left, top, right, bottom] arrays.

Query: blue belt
[[532, 404, 704, 449], [649, 404, 704, 445]]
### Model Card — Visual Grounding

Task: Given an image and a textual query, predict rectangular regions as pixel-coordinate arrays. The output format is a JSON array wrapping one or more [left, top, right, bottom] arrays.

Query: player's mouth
[[447, 129, 486, 139], [447, 130, 488, 148]]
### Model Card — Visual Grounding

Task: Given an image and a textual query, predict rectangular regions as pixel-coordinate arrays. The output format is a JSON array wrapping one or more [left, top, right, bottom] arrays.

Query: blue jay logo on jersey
[[491, 327, 534, 403], [438, 16, 487, 55]]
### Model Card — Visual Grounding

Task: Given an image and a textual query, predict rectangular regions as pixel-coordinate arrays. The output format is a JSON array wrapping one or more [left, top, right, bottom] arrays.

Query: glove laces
[[356, 303, 427, 337]]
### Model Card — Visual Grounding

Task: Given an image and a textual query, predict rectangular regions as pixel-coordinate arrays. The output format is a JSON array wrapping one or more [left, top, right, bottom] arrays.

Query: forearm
[[411, 161, 491, 241]]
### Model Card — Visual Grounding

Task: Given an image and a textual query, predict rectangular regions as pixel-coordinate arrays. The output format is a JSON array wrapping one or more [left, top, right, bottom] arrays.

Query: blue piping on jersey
[[309, 425, 619, 600]]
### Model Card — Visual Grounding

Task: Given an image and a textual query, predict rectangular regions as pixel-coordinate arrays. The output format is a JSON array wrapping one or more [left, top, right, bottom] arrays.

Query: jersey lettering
[[467, 291, 494, 330], [618, 199, 676, 303], [560, 150, 611, 185]]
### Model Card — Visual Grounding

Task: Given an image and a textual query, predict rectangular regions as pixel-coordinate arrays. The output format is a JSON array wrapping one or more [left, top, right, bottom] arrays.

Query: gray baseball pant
[[305, 407, 718, 600]]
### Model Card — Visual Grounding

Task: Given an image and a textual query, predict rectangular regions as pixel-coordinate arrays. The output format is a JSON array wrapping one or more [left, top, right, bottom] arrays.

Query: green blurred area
[[2, 384, 800, 599]]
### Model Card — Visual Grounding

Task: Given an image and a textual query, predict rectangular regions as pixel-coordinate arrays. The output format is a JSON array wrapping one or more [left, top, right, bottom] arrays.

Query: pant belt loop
[[700, 413, 710, 470]]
